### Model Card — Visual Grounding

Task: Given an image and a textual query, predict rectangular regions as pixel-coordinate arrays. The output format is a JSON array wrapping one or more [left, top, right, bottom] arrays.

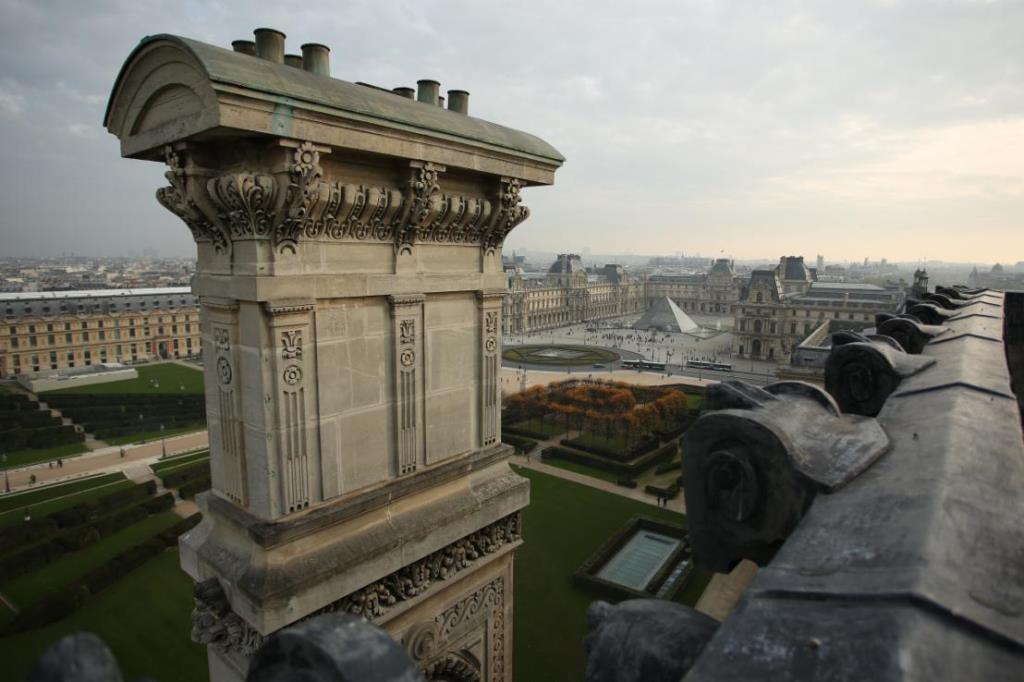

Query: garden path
[[2, 431, 209, 492], [510, 450, 686, 515]]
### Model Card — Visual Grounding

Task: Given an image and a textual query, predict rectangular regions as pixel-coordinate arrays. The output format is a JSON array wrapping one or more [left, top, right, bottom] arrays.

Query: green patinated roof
[[106, 34, 564, 164]]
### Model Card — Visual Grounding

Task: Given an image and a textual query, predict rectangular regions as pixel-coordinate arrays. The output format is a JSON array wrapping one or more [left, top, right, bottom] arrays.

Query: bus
[[622, 359, 667, 371], [686, 360, 732, 372]]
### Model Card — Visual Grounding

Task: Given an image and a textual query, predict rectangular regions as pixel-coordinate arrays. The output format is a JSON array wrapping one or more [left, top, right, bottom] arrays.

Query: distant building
[[502, 254, 645, 334], [968, 263, 1024, 291], [644, 258, 742, 314], [733, 257, 903, 361], [0, 287, 201, 377]]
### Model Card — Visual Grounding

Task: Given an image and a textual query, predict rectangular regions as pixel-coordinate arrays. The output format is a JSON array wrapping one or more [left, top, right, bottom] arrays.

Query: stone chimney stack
[[105, 29, 562, 682]]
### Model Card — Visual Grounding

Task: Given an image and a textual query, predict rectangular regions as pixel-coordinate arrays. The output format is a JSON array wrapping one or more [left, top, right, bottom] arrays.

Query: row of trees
[[504, 379, 689, 445]]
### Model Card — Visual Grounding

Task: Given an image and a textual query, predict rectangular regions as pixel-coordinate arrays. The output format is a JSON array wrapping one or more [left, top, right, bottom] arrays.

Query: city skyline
[[0, 1, 1022, 262]]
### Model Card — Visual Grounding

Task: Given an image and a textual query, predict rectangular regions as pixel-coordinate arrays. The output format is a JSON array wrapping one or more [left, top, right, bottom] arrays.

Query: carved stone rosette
[[203, 297, 247, 505], [477, 292, 503, 448], [390, 295, 425, 475], [155, 144, 527, 258], [190, 512, 522, 660], [264, 300, 321, 515]]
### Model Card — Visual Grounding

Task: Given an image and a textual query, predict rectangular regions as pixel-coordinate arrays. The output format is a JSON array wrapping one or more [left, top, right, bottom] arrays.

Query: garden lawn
[[2, 510, 183, 611], [42, 363, 204, 396], [103, 423, 206, 446], [0, 477, 135, 529], [1, 442, 89, 470], [512, 465, 709, 682], [151, 450, 210, 475], [0, 474, 126, 514], [0, 548, 208, 682]]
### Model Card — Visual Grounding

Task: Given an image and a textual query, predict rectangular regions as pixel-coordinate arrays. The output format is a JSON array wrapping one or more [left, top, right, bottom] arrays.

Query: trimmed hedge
[[560, 434, 658, 462], [0, 486, 162, 582], [0, 480, 157, 554], [178, 477, 211, 500], [541, 440, 678, 478], [615, 479, 638, 488], [501, 433, 539, 454], [645, 480, 681, 499], [654, 460, 682, 475], [502, 425, 553, 441], [2, 512, 203, 635], [159, 461, 210, 489]]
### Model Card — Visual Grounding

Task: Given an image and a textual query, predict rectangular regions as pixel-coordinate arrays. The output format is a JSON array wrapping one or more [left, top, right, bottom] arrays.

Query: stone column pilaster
[[478, 291, 503, 449], [389, 294, 425, 476]]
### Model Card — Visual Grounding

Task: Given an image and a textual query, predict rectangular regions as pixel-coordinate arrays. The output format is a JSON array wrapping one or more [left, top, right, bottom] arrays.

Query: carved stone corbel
[[396, 162, 445, 255], [155, 145, 230, 254], [681, 380, 889, 572], [825, 332, 936, 416], [875, 313, 947, 354]]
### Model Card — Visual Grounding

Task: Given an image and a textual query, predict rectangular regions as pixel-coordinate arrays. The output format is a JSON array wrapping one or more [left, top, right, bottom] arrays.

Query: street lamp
[[160, 424, 166, 459]]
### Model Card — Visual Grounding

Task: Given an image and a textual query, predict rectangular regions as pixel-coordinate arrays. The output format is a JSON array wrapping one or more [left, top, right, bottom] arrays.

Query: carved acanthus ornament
[[156, 143, 525, 255], [155, 147, 229, 253], [189, 512, 522, 657]]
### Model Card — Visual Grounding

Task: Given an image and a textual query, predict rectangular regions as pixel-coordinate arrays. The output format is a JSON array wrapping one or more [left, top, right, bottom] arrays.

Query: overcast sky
[[0, 0, 1021, 263]]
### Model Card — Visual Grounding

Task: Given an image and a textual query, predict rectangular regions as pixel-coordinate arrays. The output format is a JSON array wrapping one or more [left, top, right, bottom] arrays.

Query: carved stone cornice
[[389, 294, 427, 312], [156, 143, 526, 256], [190, 512, 522, 657], [262, 299, 316, 317]]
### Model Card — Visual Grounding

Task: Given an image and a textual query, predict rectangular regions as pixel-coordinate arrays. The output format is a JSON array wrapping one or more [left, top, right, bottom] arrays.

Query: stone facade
[[105, 29, 562, 682], [645, 258, 742, 315], [733, 258, 903, 361], [0, 288, 201, 377], [502, 256, 645, 334]]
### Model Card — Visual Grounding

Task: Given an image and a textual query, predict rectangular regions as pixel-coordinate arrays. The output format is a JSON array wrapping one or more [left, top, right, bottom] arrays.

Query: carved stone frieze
[[189, 512, 522, 658], [156, 144, 526, 255]]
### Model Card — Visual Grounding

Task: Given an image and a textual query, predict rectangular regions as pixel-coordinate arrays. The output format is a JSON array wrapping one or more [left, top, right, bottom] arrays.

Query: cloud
[[0, 0, 1021, 262], [0, 88, 24, 116]]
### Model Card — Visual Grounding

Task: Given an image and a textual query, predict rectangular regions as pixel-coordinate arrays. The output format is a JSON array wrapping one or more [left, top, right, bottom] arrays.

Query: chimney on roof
[[231, 40, 256, 56], [437, 95, 445, 109], [301, 43, 330, 76], [253, 28, 285, 64], [417, 79, 440, 106], [393, 87, 415, 99], [284, 54, 302, 68], [447, 90, 469, 114]]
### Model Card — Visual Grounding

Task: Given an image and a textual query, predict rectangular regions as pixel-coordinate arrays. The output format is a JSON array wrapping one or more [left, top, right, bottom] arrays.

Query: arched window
[[753, 319, 763, 333], [756, 292, 763, 303]]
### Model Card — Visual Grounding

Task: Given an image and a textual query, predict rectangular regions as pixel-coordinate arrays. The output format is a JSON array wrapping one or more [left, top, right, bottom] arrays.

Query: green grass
[[0, 548, 208, 682], [0, 478, 136, 529], [541, 457, 621, 483], [2, 511, 183, 611], [0, 474, 126, 514], [151, 450, 209, 475], [1, 442, 89, 470], [103, 423, 205, 446], [509, 417, 567, 438], [42, 363, 204, 396], [512, 465, 708, 682]]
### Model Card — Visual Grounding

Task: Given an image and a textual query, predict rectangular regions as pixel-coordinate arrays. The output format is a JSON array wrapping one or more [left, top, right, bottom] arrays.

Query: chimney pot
[[300, 43, 330, 76], [438, 95, 445, 109], [393, 87, 415, 99], [232, 40, 256, 56], [447, 89, 469, 114], [253, 28, 286, 63], [284, 54, 303, 68], [417, 79, 440, 106]]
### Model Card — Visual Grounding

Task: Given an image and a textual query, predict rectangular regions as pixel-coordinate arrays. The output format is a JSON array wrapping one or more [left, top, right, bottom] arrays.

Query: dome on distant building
[[992, 263, 1004, 274], [709, 258, 734, 277], [548, 254, 584, 275], [778, 256, 811, 282]]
